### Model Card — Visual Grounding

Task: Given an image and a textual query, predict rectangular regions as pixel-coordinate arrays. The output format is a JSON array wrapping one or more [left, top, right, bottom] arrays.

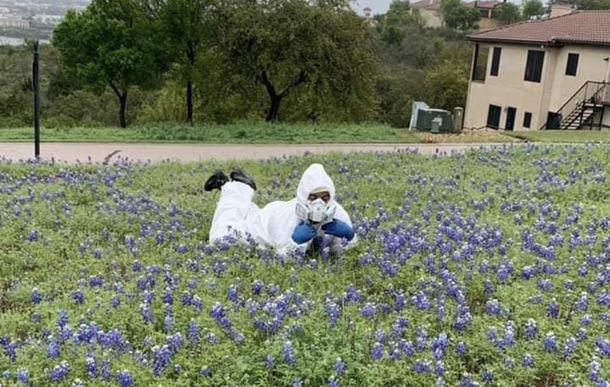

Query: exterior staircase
[[542, 81, 608, 130]]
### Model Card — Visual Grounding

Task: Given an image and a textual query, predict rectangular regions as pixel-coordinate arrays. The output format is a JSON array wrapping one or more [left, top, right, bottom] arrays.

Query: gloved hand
[[322, 219, 355, 241], [292, 221, 318, 244]]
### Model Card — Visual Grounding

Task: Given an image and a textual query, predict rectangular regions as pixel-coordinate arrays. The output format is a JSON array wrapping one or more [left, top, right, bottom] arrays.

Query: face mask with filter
[[296, 198, 336, 224]]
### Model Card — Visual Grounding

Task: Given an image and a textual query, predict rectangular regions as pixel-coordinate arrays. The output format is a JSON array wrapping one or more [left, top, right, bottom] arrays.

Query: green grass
[[0, 123, 516, 144], [505, 129, 610, 143]]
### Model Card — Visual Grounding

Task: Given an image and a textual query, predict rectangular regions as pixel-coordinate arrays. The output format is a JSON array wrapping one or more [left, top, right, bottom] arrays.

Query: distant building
[[0, 17, 29, 28], [549, 0, 573, 18], [410, 0, 503, 31], [410, 0, 444, 28], [33, 14, 62, 25], [465, 11, 610, 131]]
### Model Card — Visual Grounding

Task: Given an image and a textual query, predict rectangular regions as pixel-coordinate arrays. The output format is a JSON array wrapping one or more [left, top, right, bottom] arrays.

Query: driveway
[[0, 142, 515, 163]]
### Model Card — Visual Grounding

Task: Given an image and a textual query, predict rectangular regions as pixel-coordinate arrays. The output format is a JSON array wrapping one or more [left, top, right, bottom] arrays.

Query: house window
[[490, 47, 501, 77], [523, 112, 532, 128], [487, 104, 501, 129], [472, 44, 489, 82], [524, 50, 545, 83], [565, 53, 579, 76]]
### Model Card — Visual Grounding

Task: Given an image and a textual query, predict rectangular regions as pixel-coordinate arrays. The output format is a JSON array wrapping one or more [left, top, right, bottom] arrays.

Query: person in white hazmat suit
[[205, 164, 356, 254]]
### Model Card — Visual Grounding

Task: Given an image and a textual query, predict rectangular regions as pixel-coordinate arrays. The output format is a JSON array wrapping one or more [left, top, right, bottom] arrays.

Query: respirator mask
[[296, 198, 336, 224]]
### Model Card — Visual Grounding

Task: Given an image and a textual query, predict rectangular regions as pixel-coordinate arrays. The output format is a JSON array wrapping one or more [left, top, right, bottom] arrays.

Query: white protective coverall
[[209, 163, 356, 254]]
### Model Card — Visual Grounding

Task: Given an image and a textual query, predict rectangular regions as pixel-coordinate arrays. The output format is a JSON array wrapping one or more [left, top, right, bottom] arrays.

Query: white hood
[[296, 164, 336, 203]]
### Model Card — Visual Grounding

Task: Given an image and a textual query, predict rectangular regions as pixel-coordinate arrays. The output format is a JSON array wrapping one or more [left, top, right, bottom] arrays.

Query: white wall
[[465, 42, 610, 131], [464, 43, 547, 130]]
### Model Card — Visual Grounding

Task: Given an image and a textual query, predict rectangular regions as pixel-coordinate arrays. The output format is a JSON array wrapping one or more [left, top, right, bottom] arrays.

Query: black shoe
[[230, 168, 257, 191], [205, 170, 229, 191]]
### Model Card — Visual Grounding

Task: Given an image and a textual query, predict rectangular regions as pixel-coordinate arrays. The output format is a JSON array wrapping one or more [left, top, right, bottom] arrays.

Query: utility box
[[409, 102, 455, 133], [453, 107, 464, 133]]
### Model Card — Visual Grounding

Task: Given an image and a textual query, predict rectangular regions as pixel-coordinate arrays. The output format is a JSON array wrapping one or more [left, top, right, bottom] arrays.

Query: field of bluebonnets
[[0, 144, 609, 387]]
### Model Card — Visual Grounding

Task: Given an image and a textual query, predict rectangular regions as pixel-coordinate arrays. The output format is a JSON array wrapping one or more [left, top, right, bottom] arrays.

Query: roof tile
[[468, 11, 610, 46]]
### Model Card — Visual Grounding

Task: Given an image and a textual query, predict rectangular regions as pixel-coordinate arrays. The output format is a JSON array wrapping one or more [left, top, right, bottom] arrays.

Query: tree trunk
[[119, 92, 128, 128], [266, 94, 283, 122], [186, 79, 193, 125]]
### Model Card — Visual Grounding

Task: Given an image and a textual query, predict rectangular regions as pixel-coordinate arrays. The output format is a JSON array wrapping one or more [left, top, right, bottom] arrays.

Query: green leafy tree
[[441, 0, 480, 32], [380, 0, 425, 45], [53, 0, 168, 127], [570, 0, 610, 9], [140, 0, 215, 124], [522, 0, 545, 18], [497, 2, 522, 24], [216, 0, 377, 122], [424, 57, 469, 111]]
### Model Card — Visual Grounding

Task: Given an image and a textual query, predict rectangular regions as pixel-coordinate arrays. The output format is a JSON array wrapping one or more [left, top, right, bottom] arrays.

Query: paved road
[[0, 142, 516, 163]]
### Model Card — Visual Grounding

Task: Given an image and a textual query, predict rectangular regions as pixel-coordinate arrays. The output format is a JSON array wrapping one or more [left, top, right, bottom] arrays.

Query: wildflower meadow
[[0, 144, 609, 387]]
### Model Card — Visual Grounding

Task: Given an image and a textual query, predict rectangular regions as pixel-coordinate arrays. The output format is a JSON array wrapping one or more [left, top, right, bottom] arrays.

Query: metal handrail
[[540, 81, 608, 130]]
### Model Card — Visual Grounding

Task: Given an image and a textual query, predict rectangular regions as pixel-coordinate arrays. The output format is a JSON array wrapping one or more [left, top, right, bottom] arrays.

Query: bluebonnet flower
[[116, 370, 133, 387], [47, 338, 60, 358], [334, 358, 345, 375], [413, 359, 431, 373], [358, 303, 377, 318], [284, 341, 296, 365], [456, 341, 467, 356], [574, 292, 589, 312], [140, 304, 153, 324], [563, 337, 578, 359], [547, 299, 559, 319], [370, 342, 383, 361], [85, 354, 97, 378], [525, 318, 538, 339], [590, 358, 602, 382], [31, 288, 42, 304], [16, 368, 28, 384], [252, 280, 264, 295], [199, 366, 211, 377], [181, 291, 192, 306], [192, 295, 203, 312], [543, 332, 557, 352], [328, 375, 339, 387], [482, 370, 493, 384], [187, 320, 200, 345], [292, 379, 304, 387], [485, 299, 500, 316], [57, 309, 69, 328], [50, 360, 71, 382], [595, 337, 610, 358], [435, 360, 445, 377], [264, 355, 275, 369], [71, 289, 84, 304], [152, 345, 172, 377]]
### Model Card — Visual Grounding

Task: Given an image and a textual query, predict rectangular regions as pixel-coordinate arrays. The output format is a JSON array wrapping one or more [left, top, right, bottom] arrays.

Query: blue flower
[[16, 368, 28, 384], [523, 353, 534, 368], [50, 360, 70, 382], [31, 288, 42, 304], [334, 358, 345, 375], [284, 341, 296, 366], [543, 332, 557, 352], [116, 370, 134, 387], [370, 342, 383, 361]]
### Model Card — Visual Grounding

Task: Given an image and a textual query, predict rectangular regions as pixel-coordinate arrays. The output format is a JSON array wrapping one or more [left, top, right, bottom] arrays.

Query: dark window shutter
[[525, 50, 545, 83], [565, 53, 579, 76], [487, 105, 501, 129], [490, 47, 502, 77], [523, 112, 532, 128]]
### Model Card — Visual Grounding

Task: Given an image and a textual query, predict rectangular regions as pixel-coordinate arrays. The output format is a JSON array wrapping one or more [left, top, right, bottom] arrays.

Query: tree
[[424, 58, 469, 111], [379, 0, 425, 45], [216, 0, 377, 122], [53, 0, 168, 127], [497, 2, 522, 24], [570, 0, 610, 9], [140, 0, 215, 124], [441, 0, 480, 32], [522, 0, 545, 19]]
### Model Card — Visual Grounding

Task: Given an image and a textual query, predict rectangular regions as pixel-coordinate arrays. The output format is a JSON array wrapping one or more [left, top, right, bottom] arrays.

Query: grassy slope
[[0, 123, 517, 144]]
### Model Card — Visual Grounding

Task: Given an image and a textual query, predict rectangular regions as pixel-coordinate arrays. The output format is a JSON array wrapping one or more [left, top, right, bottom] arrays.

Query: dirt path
[[0, 142, 515, 163]]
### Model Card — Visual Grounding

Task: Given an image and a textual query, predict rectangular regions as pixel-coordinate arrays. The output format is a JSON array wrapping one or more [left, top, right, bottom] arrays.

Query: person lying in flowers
[[205, 163, 356, 255]]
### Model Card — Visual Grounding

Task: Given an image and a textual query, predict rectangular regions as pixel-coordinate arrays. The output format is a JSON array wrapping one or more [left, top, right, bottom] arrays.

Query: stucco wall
[[464, 43, 547, 130], [465, 42, 610, 131], [419, 9, 443, 28]]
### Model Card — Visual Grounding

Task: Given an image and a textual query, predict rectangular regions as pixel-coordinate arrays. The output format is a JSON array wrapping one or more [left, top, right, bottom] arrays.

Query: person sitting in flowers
[[205, 163, 356, 254]]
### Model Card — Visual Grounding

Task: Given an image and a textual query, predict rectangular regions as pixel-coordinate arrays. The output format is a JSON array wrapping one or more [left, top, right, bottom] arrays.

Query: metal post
[[33, 40, 40, 158]]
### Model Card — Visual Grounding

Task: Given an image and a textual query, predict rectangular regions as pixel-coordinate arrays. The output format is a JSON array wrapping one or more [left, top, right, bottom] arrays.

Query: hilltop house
[[410, 0, 503, 31], [464, 11, 610, 131]]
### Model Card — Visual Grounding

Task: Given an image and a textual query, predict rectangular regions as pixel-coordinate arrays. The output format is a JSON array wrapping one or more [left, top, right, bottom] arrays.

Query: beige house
[[465, 11, 610, 131], [410, 0, 502, 31]]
